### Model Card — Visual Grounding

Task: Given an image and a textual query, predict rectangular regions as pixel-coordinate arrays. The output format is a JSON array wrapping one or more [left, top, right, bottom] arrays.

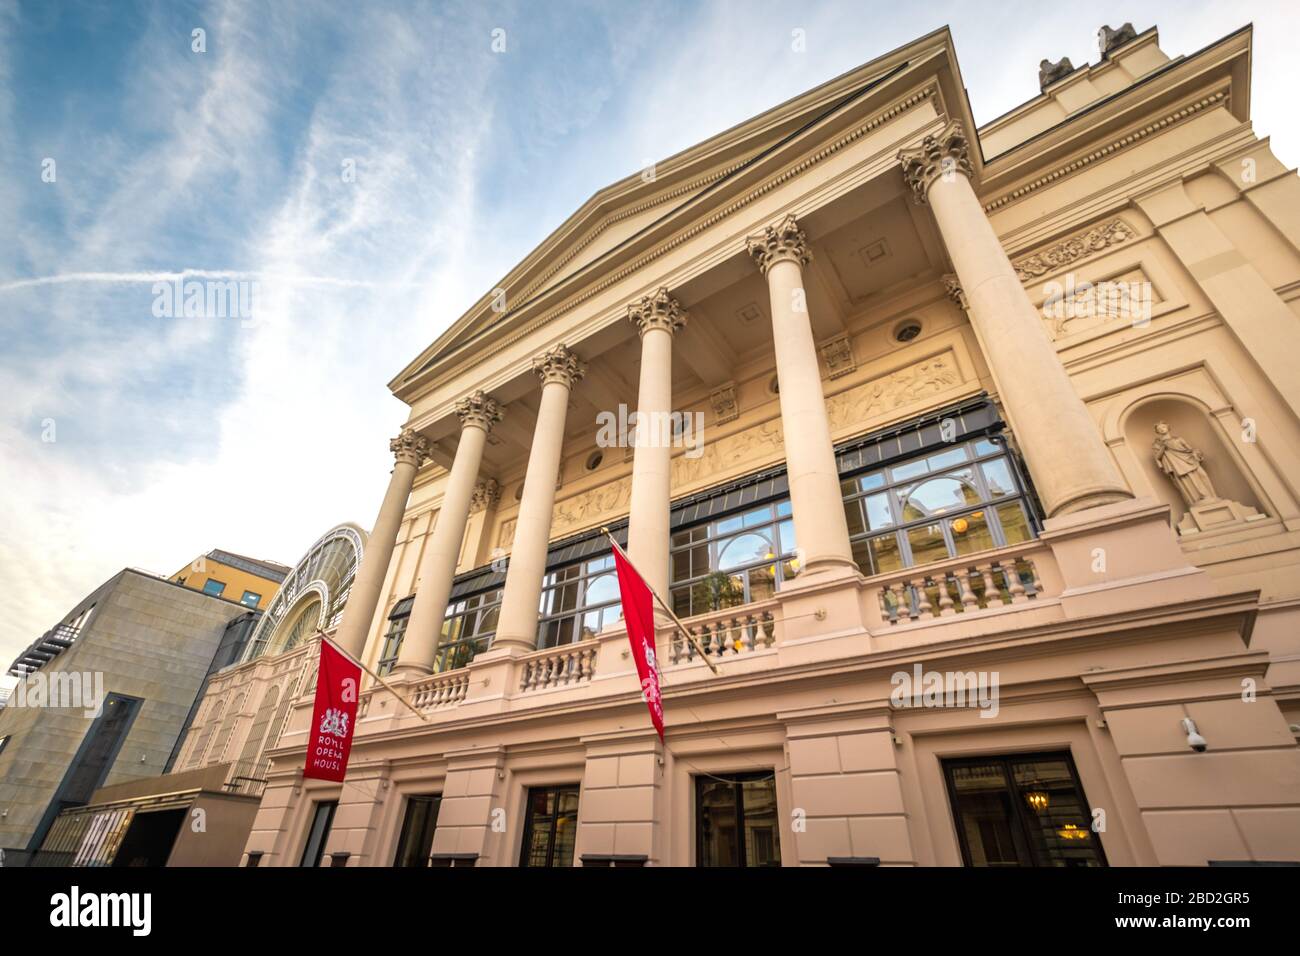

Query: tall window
[[841, 437, 1033, 575], [437, 588, 503, 671], [377, 599, 412, 676], [696, 771, 782, 867], [537, 555, 622, 649], [393, 794, 441, 867], [943, 752, 1106, 867], [519, 785, 580, 867], [670, 501, 799, 618], [299, 800, 337, 867]]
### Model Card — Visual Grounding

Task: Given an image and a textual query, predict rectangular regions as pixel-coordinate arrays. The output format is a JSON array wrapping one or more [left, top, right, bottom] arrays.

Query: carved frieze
[[820, 334, 856, 379], [827, 352, 964, 431], [1012, 218, 1135, 282]]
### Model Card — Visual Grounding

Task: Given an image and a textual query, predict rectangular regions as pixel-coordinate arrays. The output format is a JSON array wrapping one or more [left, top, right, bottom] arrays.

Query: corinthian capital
[[469, 477, 502, 513], [627, 287, 687, 337], [389, 427, 431, 467], [746, 213, 811, 276], [455, 390, 504, 433], [532, 343, 587, 389], [897, 120, 973, 204]]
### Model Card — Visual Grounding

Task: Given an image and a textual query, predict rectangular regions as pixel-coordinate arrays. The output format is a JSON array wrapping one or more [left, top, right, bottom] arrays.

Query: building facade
[[0, 568, 259, 857], [25, 524, 366, 868], [169, 549, 291, 611], [246, 23, 1300, 867]]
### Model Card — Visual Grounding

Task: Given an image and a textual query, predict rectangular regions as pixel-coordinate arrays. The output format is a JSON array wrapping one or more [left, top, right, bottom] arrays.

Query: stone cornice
[[982, 90, 1229, 212], [403, 86, 938, 400]]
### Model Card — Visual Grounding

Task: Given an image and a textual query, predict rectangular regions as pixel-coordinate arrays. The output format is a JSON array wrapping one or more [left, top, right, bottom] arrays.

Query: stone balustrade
[[873, 545, 1047, 625], [409, 670, 470, 709], [670, 601, 779, 664], [518, 640, 598, 692]]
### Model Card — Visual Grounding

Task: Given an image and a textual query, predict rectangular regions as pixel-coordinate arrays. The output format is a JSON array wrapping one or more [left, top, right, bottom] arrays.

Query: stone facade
[[243, 24, 1300, 867]]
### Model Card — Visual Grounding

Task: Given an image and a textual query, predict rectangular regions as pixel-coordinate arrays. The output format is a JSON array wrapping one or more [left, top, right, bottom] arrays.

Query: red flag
[[304, 638, 362, 781], [612, 546, 664, 741]]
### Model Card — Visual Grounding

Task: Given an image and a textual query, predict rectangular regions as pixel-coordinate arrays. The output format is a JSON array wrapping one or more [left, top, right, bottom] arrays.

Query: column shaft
[[901, 122, 1131, 517], [494, 346, 584, 649], [748, 217, 856, 579], [392, 392, 500, 676], [332, 429, 427, 661], [625, 290, 685, 599]]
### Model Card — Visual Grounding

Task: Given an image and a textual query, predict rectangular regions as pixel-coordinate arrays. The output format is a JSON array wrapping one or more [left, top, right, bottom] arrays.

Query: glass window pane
[[1010, 758, 1104, 867], [584, 573, 618, 607], [690, 544, 709, 577], [868, 534, 904, 574], [843, 500, 866, 536], [902, 472, 978, 520], [907, 523, 949, 565], [742, 506, 771, 528], [697, 779, 739, 867], [775, 500, 793, 518], [973, 438, 999, 455], [927, 446, 969, 470], [778, 520, 796, 557], [859, 470, 886, 491], [740, 776, 781, 867], [672, 550, 691, 582], [579, 610, 602, 641], [890, 458, 929, 482], [716, 514, 743, 535], [718, 533, 772, 571], [863, 493, 893, 530], [950, 510, 995, 556], [851, 537, 875, 576], [672, 586, 691, 618], [996, 501, 1032, 545], [947, 762, 1028, 867], [980, 458, 1016, 497], [748, 564, 776, 603]]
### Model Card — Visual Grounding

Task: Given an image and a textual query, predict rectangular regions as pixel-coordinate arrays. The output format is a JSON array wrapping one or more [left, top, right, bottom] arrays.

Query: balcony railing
[[409, 670, 470, 710], [671, 600, 779, 664], [872, 544, 1047, 625], [519, 640, 598, 692]]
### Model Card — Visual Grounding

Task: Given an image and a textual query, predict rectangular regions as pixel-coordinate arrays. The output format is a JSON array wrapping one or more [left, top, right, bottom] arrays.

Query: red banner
[[304, 637, 362, 781], [612, 546, 664, 740]]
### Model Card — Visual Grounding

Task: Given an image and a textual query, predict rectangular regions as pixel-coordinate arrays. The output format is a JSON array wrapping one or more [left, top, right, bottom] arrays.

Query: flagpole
[[316, 630, 430, 723], [600, 527, 720, 675]]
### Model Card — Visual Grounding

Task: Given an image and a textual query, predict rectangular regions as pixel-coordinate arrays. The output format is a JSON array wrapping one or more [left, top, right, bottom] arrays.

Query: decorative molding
[[820, 333, 856, 379], [746, 213, 812, 276], [532, 343, 586, 388], [627, 288, 687, 337], [455, 390, 504, 433], [983, 91, 1228, 212], [470, 478, 501, 514], [710, 381, 739, 424], [389, 428, 430, 468], [897, 120, 972, 204], [1012, 217, 1137, 281], [941, 273, 967, 311], [827, 351, 964, 431], [672, 420, 784, 490]]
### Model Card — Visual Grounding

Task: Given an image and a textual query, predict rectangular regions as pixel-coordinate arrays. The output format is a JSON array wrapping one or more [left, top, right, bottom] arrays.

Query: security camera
[[1181, 717, 1208, 753]]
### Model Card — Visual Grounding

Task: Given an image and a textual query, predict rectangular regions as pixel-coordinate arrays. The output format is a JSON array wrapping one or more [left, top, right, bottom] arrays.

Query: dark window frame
[[392, 793, 442, 867], [518, 784, 581, 868], [202, 578, 227, 597], [299, 800, 338, 867], [941, 750, 1107, 868], [239, 590, 261, 608], [694, 770, 782, 868], [670, 500, 798, 618], [437, 587, 503, 671]]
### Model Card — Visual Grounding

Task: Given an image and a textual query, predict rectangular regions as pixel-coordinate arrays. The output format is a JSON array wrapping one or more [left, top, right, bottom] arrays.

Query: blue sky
[[1, 0, 1297, 672]]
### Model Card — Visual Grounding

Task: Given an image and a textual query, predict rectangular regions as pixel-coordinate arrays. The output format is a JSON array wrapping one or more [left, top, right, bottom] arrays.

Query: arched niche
[[1121, 396, 1265, 523]]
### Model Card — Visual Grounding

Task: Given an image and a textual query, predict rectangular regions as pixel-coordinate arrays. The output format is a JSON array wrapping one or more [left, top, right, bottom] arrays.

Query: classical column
[[899, 121, 1131, 517], [626, 289, 685, 599], [747, 216, 857, 579], [493, 345, 586, 651], [332, 428, 429, 661], [391, 391, 502, 677]]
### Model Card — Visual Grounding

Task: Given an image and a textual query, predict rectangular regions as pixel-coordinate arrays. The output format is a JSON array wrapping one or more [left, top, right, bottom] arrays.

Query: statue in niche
[[1152, 421, 1218, 507]]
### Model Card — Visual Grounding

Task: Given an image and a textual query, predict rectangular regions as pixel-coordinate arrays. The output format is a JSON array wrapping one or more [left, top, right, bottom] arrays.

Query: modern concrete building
[[0, 567, 263, 859], [245, 22, 1300, 867], [27, 524, 368, 867]]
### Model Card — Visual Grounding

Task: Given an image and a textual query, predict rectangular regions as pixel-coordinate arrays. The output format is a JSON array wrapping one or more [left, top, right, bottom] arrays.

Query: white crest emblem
[[319, 707, 350, 738]]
